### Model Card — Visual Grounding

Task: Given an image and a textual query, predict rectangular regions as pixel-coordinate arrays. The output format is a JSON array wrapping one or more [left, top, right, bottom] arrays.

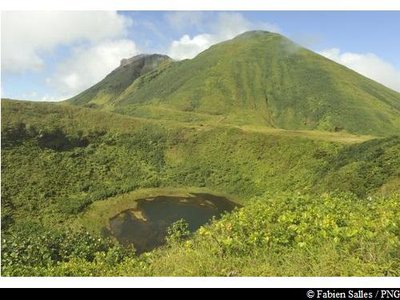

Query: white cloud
[[319, 48, 400, 92], [47, 39, 138, 98], [1, 11, 132, 73], [40, 95, 60, 102], [168, 12, 280, 60], [168, 34, 218, 60], [213, 12, 280, 40]]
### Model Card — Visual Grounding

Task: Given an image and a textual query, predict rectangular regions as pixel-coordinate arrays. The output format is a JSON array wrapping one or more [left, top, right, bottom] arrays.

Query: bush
[[1, 228, 132, 276], [166, 219, 191, 244], [37, 127, 89, 151], [23, 193, 400, 277]]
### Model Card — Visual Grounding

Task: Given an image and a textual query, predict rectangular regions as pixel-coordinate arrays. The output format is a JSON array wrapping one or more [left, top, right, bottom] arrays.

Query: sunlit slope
[[68, 54, 172, 108], [2, 99, 399, 276], [69, 31, 400, 136], [2, 99, 399, 232]]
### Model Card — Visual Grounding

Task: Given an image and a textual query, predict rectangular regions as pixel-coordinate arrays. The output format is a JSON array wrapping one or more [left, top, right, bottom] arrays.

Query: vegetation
[[69, 31, 400, 136], [2, 227, 133, 276], [2, 31, 400, 277], [69, 54, 172, 109], [2, 99, 399, 276], [3, 193, 399, 276]]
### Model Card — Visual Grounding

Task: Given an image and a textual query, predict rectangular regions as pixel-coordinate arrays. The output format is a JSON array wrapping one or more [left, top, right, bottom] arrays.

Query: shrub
[[1, 228, 131, 276], [166, 219, 191, 244]]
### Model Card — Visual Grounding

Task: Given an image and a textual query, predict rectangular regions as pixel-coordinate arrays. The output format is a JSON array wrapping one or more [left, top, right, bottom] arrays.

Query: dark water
[[109, 193, 239, 254]]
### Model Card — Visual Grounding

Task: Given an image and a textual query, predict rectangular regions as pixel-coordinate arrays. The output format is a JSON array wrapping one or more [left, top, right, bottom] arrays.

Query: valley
[[1, 30, 400, 277]]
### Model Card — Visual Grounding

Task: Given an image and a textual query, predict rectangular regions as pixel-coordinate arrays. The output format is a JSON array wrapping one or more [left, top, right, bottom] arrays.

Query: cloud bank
[[2, 11, 132, 73], [319, 48, 400, 92], [2, 11, 138, 99], [47, 40, 138, 97]]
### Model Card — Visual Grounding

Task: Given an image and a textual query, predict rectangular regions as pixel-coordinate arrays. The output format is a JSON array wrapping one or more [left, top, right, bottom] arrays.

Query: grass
[[2, 95, 400, 276], [69, 31, 400, 136], [69, 54, 172, 108], [154, 193, 400, 276], [3, 31, 400, 277], [2, 99, 399, 229], [235, 125, 373, 144], [6, 193, 398, 276]]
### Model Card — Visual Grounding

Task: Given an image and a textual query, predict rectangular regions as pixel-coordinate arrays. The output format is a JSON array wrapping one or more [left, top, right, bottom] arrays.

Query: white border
[[1, 277, 400, 288], [0, 0, 400, 11], [1, 0, 400, 289]]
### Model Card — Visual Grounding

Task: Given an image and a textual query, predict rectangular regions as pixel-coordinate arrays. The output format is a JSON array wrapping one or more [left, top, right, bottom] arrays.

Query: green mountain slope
[[2, 99, 399, 229], [3, 28, 400, 279], [2, 99, 400, 276], [68, 54, 172, 108], [68, 31, 400, 136]]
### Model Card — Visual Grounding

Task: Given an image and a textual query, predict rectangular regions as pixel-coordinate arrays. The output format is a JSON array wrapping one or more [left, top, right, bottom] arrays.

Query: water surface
[[109, 193, 238, 254]]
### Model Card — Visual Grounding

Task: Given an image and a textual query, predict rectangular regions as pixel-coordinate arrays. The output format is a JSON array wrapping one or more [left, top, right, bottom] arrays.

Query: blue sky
[[2, 11, 400, 101]]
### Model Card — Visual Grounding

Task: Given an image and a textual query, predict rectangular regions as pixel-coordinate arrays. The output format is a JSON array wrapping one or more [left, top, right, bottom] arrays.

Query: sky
[[1, 11, 400, 101]]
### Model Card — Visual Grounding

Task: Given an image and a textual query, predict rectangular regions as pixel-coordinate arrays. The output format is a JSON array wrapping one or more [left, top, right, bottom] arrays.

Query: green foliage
[[1, 121, 37, 147], [195, 194, 400, 259], [166, 219, 191, 244], [2, 99, 400, 277], [37, 127, 89, 151], [69, 31, 400, 136], [1, 228, 132, 276], [316, 136, 400, 197], [154, 193, 399, 276], [12, 193, 399, 276], [3, 30, 400, 278], [2, 100, 399, 228], [153, 193, 399, 276]]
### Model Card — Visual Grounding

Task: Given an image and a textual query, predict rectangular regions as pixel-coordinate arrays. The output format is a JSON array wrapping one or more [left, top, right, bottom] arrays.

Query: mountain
[[3, 30, 400, 277], [68, 31, 400, 136], [69, 54, 172, 108]]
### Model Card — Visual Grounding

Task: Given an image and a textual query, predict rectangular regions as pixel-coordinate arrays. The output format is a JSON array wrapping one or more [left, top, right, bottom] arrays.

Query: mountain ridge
[[69, 53, 172, 108], [68, 30, 400, 136]]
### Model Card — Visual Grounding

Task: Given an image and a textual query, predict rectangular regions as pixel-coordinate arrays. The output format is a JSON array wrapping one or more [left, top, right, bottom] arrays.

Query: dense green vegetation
[[2, 31, 400, 277], [2, 99, 399, 276], [69, 31, 400, 136], [3, 193, 399, 276], [2, 227, 133, 276]]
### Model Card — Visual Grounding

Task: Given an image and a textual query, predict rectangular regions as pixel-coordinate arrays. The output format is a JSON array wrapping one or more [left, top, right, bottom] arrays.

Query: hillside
[[68, 54, 172, 108], [68, 31, 400, 136], [4, 99, 399, 227], [3, 32, 400, 277], [2, 99, 400, 276]]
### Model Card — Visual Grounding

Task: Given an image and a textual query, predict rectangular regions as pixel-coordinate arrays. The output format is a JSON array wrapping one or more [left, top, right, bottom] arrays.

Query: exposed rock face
[[120, 54, 147, 67], [119, 54, 171, 69]]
